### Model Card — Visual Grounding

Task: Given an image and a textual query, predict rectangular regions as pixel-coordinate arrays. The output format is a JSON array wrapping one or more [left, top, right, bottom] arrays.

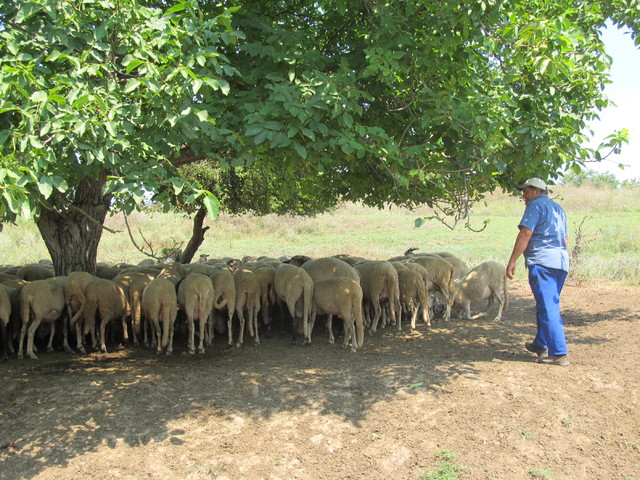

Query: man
[[506, 178, 570, 366]]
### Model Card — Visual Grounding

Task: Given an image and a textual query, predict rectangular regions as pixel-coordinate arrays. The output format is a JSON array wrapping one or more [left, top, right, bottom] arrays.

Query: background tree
[[1, 0, 637, 274]]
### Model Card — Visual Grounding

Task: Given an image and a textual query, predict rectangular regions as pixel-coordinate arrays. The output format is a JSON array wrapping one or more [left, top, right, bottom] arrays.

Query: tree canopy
[[1, 0, 638, 273]]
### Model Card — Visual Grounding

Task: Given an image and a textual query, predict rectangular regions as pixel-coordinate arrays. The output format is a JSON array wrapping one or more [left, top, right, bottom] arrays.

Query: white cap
[[517, 178, 547, 190]]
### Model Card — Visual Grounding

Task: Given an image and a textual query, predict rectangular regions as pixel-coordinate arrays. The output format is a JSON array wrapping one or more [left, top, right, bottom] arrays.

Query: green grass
[[419, 450, 466, 480], [2, 185, 639, 283]]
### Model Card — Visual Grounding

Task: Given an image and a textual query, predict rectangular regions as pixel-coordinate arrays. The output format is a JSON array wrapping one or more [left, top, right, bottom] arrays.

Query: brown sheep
[[141, 278, 178, 355], [83, 278, 130, 354], [233, 267, 261, 347], [18, 278, 65, 359], [310, 277, 364, 352], [177, 273, 214, 354], [273, 263, 314, 345], [209, 268, 236, 347]]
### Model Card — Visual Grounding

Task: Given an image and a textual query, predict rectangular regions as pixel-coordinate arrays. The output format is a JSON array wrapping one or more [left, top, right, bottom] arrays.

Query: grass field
[[2, 185, 639, 283]]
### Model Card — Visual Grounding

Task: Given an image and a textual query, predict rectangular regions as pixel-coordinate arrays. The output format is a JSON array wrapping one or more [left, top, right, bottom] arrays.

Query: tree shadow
[[0, 284, 635, 479]]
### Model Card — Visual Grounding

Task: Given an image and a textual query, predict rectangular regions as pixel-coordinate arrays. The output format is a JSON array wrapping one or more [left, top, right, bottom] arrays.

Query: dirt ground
[[1, 280, 639, 480]]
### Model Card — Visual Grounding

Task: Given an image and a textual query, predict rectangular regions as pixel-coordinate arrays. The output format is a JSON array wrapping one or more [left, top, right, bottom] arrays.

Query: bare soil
[[1, 280, 639, 480]]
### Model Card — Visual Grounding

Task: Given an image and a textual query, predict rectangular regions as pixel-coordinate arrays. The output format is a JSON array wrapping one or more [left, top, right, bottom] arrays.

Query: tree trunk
[[37, 172, 113, 276], [179, 206, 210, 264]]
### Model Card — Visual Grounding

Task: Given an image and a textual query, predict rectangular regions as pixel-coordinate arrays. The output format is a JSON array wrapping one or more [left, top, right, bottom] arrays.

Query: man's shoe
[[525, 342, 548, 358], [537, 355, 570, 366]]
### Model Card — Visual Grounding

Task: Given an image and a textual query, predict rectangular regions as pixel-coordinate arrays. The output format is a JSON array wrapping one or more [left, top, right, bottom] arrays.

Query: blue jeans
[[528, 264, 568, 356]]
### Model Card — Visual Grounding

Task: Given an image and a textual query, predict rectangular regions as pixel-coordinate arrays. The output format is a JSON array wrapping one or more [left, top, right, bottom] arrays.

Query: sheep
[[141, 277, 178, 355], [391, 263, 431, 331], [157, 261, 187, 285], [1, 285, 11, 361], [209, 268, 236, 347], [65, 271, 96, 353], [16, 263, 55, 281], [452, 261, 509, 322], [298, 256, 360, 284], [406, 254, 455, 322], [112, 270, 156, 346], [273, 263, 314, 345], [233, 267, 262, 347], [18, 278, 66, 359], [433, 253, 469, 279], [82, 278, 130, 353], [251, 264, 277, 334], [177, 273, 214, 354], [1, 279, 28, 356], [353, 260, 401, 334], [310, 277, 364, 352]]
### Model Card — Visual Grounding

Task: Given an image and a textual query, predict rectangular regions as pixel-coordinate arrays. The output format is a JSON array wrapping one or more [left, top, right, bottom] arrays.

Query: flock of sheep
[[0, 250, 509, 361]]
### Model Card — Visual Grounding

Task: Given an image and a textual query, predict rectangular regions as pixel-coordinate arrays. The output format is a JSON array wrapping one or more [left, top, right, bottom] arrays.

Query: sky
[[585, 24, 640, 180]]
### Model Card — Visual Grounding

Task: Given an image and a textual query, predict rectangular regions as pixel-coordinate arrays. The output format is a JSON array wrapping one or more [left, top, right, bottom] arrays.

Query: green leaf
[[30, 91, 48, 103], [172, 181, 184, 195], [246, 125, 263, 137], [50, 176, 68, 192], [124, 79, 142, 93], [196, 110, 209, 122], [202, 193, 220, 219], [165, 2, 188, 15], [37, 176, 54, 199], [294, 143, 307, 159], [343, 112, 353, 128]]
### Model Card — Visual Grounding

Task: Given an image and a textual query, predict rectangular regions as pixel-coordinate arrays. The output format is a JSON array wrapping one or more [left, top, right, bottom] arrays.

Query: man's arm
[[506, 226, 533, 279]]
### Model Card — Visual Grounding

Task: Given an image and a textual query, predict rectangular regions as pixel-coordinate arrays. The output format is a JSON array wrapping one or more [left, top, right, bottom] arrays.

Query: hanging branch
[[123, 213, 183, 261]]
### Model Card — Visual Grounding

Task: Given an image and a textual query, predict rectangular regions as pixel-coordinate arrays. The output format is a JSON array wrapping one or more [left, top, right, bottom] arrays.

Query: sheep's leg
[[326, 315, 335, 344], [369, 300, 382, 334], [121, 317, 130, 347], [409, 306, 419, 331], [25, 317, 42, 360], [246, 302, 255, 338], [422, 304, 431, 330], [99, 318, 110, 353], [166, 319, 174, 356], [153, 319, 163, 355], [197, 315, 207, 354], [75, 322, 87, 354], [492, 294, 505, 322], [226, 309, 234, 347], [252, 306, 260, 346], [187, 317, 195, 355], [61, 316, 72, 352], [236, 310, 245, 347], [17, 319, 29, 359]]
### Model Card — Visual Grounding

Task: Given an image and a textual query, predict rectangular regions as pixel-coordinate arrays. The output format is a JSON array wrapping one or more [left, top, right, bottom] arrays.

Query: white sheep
[[273, 263, 313, 346], [82, 278, 130, 353], [141, 277, 178, 355], [18, 278, 66, 359], [177, 273, 214, 354], [452, 261, 509, 322]]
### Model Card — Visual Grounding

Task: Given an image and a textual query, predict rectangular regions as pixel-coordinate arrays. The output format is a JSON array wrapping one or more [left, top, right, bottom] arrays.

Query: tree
[[1, 0, 638, 273]]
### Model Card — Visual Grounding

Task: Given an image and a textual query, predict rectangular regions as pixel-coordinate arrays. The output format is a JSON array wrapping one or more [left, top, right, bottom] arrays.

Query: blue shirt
[[518, 194, 570, 272]]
